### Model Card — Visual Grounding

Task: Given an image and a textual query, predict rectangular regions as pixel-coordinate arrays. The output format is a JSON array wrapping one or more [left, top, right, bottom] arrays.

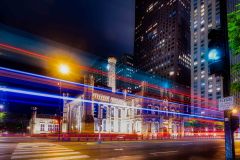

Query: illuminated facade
[[190, 0, 224, 111], [29, 107, 59, 134], [62, 58, 186, 138], [27, 56, 223, 137], [134, 0, 191, 86], [63, 92, 185, 138]]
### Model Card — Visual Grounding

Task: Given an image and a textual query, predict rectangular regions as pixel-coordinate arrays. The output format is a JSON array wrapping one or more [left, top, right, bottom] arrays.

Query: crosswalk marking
[[11, 152, 80, 159], [11, 143, 90, 160], [32, 155, 90, 160], [15, 148, 70, 151], [13, 149, 74, 155]]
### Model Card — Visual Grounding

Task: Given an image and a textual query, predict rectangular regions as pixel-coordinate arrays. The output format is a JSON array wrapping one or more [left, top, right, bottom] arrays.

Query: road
[[1, 137, 240, 160], [61, 140, 226, 160]]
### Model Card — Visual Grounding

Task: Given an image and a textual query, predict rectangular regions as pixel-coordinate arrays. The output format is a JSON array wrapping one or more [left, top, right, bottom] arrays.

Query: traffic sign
[[218, 96, 235, 111]]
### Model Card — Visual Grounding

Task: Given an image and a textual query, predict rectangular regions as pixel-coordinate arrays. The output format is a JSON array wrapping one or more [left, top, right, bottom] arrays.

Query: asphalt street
[[1, 137, 240, 160]]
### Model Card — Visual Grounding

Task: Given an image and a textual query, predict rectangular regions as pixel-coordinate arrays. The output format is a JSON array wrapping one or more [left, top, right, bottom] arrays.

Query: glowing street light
[[232, 108, 238, 114], [59, 64, 70, 75], [0, 104, 4, 110]]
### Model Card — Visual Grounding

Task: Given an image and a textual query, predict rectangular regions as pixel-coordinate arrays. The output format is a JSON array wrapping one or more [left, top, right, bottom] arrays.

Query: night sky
[[0, 0, 135, 57]]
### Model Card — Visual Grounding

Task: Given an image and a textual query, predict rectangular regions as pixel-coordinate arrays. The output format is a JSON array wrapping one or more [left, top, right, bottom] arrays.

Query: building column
[[82, 74, 95, 133], [30, 107, 37, 134], [62, 93, 69, 133]]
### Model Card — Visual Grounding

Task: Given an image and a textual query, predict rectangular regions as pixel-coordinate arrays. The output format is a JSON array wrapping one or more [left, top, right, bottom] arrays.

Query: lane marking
[[150, 150, 178, 155], [14, 147, 69, 151], [13, 149, 74, 155], [32, 155, 90, 160], [114, 148, 123, 151], [11, 142, 90, 160]]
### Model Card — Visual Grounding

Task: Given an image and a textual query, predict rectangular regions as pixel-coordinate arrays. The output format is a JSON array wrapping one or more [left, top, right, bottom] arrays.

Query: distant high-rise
[[134, 0, 191, 86], [116, 54, 135, 93], [190, 0, 224, 111]]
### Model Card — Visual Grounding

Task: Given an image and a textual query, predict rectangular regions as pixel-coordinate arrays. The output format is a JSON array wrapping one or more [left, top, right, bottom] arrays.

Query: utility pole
[[220, 1, 235, 159], [58, 81, 62, 141], [98, 105, 103, 144]]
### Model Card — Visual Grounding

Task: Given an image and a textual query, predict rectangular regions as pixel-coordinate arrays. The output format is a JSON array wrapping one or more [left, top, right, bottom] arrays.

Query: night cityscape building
[[29, 107, 59, 134], [190, 0, 224, 112], [28, 56, 223, 138], [0, 14, 224, 140], [116, 54, 135, 93], [134, 0, 191, 87]]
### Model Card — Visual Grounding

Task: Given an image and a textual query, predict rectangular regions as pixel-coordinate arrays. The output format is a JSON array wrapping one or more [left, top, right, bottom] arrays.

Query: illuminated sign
[[218, 96, 235, 111]]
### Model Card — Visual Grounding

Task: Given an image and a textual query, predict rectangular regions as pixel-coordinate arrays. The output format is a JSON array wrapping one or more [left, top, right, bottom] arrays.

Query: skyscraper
[[134, 0, 191, 86], [116, 54, 135, 93], [190, 0, 223, 111]]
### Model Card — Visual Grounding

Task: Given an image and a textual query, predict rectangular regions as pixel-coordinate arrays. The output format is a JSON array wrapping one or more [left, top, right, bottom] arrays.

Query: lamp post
[[58, 64, 70, 141], [0, 104, 4, 112]]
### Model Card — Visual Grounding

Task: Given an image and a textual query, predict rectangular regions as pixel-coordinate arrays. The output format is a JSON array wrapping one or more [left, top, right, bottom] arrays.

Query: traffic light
[[231, 116, 239, 132], [94, 104, 99, 118], [207, 29, 227, 75]]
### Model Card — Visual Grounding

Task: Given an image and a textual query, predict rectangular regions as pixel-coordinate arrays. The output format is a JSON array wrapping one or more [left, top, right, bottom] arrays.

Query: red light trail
[[0, 43, 218, 107]]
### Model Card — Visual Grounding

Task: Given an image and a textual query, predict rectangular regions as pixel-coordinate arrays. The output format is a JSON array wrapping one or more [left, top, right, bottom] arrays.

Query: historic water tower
[[107, 57, 117, 93]]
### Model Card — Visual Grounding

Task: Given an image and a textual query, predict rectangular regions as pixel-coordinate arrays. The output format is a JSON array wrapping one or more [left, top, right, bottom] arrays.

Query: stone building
[[29, 107, 59, 134]]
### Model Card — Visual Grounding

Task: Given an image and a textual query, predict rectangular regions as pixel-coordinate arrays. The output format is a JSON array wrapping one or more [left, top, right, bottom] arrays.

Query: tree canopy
[[228, 8, 240, 93]]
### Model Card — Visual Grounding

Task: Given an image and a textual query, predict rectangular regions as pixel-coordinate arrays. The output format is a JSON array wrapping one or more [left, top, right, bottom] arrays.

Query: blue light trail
[[0, 67, 222, 114], [0, 86, 223, 121]]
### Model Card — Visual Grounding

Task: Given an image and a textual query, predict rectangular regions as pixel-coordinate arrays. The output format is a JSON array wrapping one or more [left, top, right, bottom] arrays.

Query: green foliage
[[0, 112, 6, 120], [228, 11, 240, 56], [228, 9, 240, 93], [231, 63, 240, 74], [231, 82, 240, 93], [0, 112, 29, 133]]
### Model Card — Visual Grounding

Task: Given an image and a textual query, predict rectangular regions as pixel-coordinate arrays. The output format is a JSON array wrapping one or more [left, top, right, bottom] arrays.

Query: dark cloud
[[0, 0, 135, 57]]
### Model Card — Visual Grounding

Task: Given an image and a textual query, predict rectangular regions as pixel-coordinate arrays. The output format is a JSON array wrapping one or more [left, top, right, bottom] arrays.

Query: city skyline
[[0, 1, 240, 160]]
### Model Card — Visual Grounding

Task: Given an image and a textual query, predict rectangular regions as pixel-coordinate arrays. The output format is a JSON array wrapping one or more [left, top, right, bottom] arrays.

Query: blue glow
[[106, 64, 110, 70], [162, 81, 170, 89], [208, 49, 221, 61], [0, 87, 223, 121], [0, 66, 222, 113]]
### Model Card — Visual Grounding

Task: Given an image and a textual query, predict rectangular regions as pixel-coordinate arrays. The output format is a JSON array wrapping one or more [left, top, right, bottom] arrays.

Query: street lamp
[[232, 108, 238, 114], [57, 64, 70, 141], [0, 104, 4, 111], [59, 64, 70, 75]]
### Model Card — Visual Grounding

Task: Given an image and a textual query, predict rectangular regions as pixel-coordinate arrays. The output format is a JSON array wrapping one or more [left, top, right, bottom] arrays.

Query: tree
[[228, 8, 240, 93], [0, 112, 29, 133]]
